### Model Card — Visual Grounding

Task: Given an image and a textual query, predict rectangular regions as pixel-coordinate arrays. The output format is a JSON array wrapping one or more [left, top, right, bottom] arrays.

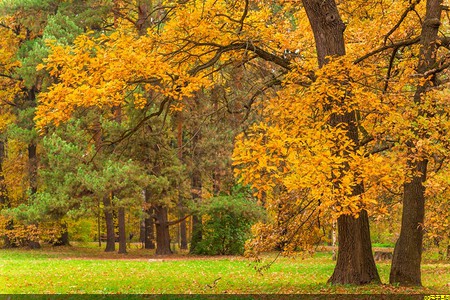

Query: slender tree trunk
[[26, 142, 41, 249], [177, 113, 188, 250], [103, 195, 116, 252], [390, 2, 442, 286], [302, 0, 380, 284], [144, 211, 155, 249], [331, 220, 337, 261], [190, 168, 203, 254], [97, 203, 102, 247], [154, 204, 172, 255], [139, 219, 145, 246], [0, 139, 8, 206], [144, 190, 155, 249], [189, 120, 203, 254], [28, 143, 38, 195], [118, 206, 127, 254], [178, 201, 188, 250], [0, 138, 13, 248]]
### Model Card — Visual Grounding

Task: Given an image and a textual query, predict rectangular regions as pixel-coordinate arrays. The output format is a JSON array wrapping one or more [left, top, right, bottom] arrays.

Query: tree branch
[[355, 36, 420, 64], [103, 96, 171, 146], [384, 0, 421, 44], [188, 41, 291, 75], [167, 214, 192, 226]]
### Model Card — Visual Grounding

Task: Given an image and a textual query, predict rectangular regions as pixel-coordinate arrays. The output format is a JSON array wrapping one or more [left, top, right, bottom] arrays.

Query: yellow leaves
[[0, 111, 16, 132], [233, 53, 406, 222], [35, 26, 213, 129]]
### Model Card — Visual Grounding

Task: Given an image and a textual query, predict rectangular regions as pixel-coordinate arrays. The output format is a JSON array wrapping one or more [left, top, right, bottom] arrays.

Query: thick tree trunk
[[301, 0, 345, 68], [154, 205, 172, 255], [328, 112, 380, 285], [302, 0, 379, 284], [329, 210, 380, 284], [390, 0, 442, 286], [118, 206, 127, 254], [103, 195, 116, 252], [390, 160, 427, 285]]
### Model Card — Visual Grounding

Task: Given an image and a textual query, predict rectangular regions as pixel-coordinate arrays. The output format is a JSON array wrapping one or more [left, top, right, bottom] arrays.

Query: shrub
[[191, 190, 265, 255]]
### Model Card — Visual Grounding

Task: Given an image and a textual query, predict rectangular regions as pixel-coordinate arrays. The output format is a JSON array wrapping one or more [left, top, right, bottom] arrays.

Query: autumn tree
[[234, 0, 450, 285], [390, 0, 447, 286]]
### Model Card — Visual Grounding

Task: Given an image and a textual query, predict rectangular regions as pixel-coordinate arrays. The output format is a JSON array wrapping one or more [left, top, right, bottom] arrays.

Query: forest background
[[0, 0, 450, 290]]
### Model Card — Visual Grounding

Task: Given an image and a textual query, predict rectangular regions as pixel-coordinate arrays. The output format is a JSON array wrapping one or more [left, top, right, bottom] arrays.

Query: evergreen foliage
[[191, 187, 265, 255]]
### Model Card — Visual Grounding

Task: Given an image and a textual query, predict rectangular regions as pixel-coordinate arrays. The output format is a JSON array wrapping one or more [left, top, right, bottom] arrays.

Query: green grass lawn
[[0, 245, 449, 294]]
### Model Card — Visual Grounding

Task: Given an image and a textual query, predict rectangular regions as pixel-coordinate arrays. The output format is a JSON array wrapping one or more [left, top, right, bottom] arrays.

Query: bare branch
[[384, 0, 421, 44], [188, 41, 291, 75], [383, 47, 400, 92], [355, 36, 420, 64], [103, 96, 171, 146]]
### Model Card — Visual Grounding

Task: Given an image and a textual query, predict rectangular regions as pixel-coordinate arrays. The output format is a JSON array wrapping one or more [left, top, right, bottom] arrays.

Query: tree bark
[[28, 142, 38, 195], [144, 211, 155, 249], [118, 206, 127, 254], [390, 160, 427, 285], [390, 0, 443, 286], [103, 195, 116, 252], [329, 210, 380, 284], [154, 204, 172, 255], [189, 168, 203, 254], [302, 0, 380, 284], [301, 0, 345, 68]]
